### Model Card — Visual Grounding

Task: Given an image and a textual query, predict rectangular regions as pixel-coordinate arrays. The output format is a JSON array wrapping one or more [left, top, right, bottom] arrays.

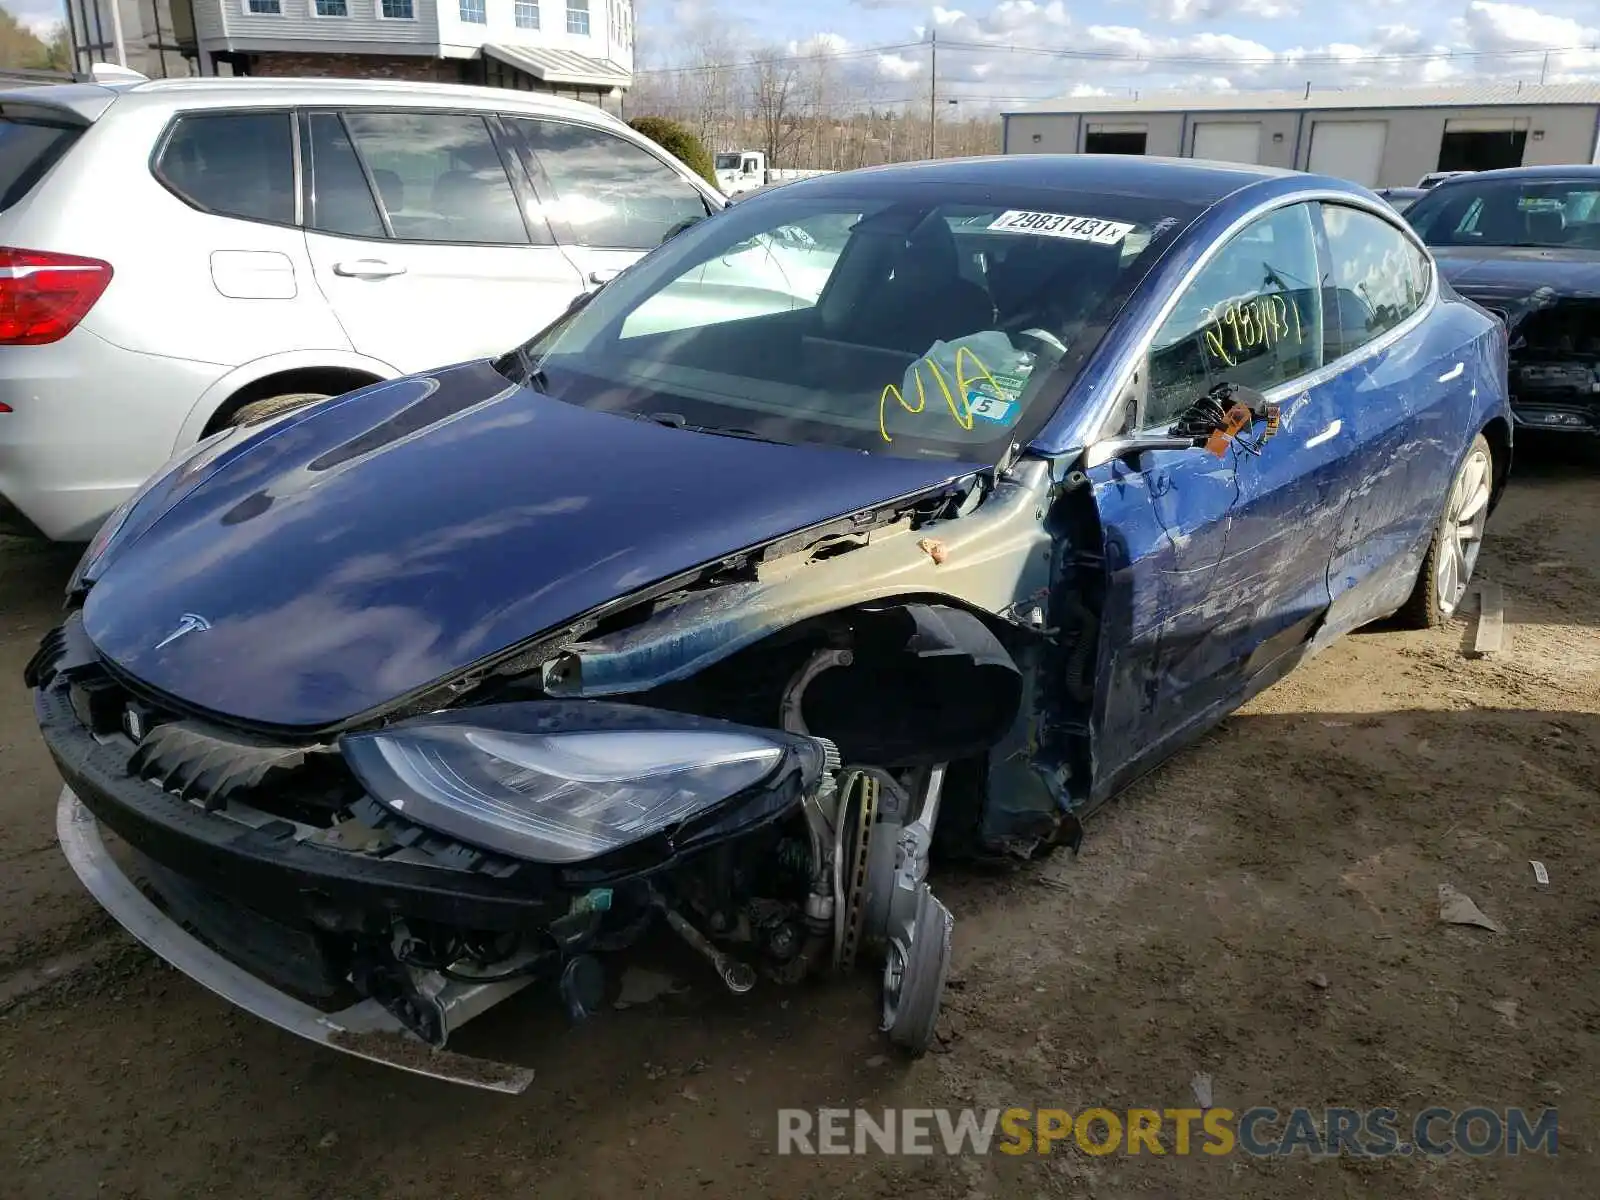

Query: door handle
[[332, 259, 407, 280], [588, 268, 621, 286]]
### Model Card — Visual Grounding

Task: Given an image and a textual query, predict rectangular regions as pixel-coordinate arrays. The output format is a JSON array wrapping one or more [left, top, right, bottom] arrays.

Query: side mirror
[[1081, 431, 1203, 469], [661, 217, 701, 244]]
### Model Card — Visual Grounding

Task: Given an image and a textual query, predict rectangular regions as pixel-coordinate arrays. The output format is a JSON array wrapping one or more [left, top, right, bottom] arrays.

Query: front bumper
[[56, 787, 535, 1093]]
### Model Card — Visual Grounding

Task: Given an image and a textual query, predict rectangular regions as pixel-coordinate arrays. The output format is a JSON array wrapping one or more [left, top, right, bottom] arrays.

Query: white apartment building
[[65, 0, 635, 107]]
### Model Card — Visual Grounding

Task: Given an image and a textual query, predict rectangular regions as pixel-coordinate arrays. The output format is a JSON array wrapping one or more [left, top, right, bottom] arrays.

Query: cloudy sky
[[8, 0, 62, 37], [639, 0, 1600, 107]]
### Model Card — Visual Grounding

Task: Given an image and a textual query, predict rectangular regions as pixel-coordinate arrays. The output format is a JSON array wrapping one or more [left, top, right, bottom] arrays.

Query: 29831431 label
[[987, 211, 1136, 245]]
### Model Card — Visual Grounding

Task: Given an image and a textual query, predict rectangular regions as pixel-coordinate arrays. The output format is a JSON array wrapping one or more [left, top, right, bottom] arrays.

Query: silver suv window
[[505, 117, 708, 251], [0, 116, 82, 212], [154, 111, 295, 225], [340, 111, 531, 246]]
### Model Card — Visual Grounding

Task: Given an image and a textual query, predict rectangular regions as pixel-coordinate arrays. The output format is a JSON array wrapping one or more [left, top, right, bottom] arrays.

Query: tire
[[881, 888, 954, 1058], [224, 392, 330, 429], [1397, 433, 1493, 629]]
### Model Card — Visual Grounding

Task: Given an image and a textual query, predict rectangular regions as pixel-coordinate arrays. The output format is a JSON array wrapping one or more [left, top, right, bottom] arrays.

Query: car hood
[[81, 360, 978, 731], [1432, 245, 1600, 298]]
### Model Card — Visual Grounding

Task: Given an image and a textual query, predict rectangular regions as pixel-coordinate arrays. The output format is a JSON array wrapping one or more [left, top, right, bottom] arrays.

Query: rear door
[[1085, 201, 1346, 802], [1315, 201, 1460, 634], [142, 109, 349, 365], [500, 116, 714, 290], [300, 109, 583, 374]]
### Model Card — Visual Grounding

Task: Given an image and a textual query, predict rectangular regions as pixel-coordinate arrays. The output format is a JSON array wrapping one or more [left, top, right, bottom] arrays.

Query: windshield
[[714, 154, 741, 170], [1406, 177, 1600, 251], [512, 183, 1198, 461]]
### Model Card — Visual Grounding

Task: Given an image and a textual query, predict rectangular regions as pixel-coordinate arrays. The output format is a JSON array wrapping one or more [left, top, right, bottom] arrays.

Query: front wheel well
[[203, 367, 384, 435]]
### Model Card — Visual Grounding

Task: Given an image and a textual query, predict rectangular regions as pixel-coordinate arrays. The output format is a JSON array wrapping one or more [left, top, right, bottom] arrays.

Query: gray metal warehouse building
[[1001, 83, 1600, 188]]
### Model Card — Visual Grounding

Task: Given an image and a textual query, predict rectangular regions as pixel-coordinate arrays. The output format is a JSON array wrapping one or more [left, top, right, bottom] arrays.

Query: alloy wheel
[[1435, 447, 1491, 617]]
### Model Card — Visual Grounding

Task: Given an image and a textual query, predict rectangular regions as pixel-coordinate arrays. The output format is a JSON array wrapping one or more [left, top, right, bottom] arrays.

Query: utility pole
[[928, 30, 937, 160], [1540, 51, 1549, 85]]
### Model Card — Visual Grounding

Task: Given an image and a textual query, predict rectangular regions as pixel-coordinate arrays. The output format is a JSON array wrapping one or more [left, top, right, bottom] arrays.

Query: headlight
[[341, 703, 818, 864]]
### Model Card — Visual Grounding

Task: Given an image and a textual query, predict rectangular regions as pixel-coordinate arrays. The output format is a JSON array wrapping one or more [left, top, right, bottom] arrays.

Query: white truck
[[714, 150, 834, 197]]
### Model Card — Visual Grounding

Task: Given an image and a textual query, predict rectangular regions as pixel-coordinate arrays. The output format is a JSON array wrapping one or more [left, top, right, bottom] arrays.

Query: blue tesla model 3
[[31, 154, 1510, 1088]]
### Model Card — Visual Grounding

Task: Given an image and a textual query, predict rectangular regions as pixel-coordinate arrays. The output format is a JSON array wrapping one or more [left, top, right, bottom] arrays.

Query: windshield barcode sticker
[[988, 211, 1135, 245]]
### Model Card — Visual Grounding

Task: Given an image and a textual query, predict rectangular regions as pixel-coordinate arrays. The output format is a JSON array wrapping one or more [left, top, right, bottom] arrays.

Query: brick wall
[[246, 53, 467, 83]]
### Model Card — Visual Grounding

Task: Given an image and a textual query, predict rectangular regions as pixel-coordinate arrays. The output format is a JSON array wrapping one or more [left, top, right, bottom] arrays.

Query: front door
[[1085, 201, 1346, 803], [299, 109, 583, 376]]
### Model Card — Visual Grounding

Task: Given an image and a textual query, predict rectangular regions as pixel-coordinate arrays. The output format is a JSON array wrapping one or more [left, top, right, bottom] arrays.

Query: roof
[[483, 45, 630, 90], [0, 75, 622, 124], [1006, 82, 1600, 117], [784, 153, 1300, 206], [1428, 163, 1600, 185]]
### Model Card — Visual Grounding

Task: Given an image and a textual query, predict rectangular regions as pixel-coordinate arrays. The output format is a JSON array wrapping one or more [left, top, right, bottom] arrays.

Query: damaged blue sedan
[[31, 156, 1510, 1091]]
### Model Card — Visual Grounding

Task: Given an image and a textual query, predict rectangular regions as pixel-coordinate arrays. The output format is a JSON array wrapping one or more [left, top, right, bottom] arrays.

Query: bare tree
[[750, 46, 807, 169]]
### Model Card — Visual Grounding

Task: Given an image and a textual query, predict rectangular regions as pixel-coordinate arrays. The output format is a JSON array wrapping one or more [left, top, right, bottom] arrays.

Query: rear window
[[0, 118, 82, 212], [154, 111, 296, 225]]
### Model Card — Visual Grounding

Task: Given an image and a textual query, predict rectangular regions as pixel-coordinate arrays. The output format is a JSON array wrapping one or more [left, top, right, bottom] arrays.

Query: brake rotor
[[833, 770, 878, 971]]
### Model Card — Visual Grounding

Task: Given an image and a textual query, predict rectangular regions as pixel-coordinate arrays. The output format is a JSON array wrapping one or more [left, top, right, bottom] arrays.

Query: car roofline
[[0, 76, 628, 128]]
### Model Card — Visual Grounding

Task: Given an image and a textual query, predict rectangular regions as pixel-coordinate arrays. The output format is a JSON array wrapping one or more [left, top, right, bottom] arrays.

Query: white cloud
[[1148, 0, 1301, 21], [876, 52, 924, 80]]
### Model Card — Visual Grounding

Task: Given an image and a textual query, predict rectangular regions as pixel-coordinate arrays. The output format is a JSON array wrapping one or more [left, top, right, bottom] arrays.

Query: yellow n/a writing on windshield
[[879, 347, 1004, 444]]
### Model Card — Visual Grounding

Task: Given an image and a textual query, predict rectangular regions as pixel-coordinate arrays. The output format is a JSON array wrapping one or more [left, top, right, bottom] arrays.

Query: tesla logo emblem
[[155, 613, 211, 650]]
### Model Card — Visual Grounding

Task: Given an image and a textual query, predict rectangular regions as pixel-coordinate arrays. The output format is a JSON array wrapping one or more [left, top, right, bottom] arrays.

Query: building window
[[244, 0, 281, 12], [460, 0, 485, 19], [566, 0, 589, 35], [314, 0, 347, 13], [514, 0, 539, 27], [379, 0, 414, 17]]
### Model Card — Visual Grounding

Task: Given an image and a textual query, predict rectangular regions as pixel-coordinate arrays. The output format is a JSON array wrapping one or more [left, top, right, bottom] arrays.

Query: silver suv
[[0, 74, 723, 541]]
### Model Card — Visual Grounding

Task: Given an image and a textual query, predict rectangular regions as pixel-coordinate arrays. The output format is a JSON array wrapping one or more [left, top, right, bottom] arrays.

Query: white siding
[[437, 0, 627, 72], [214, 0, 439, 45]]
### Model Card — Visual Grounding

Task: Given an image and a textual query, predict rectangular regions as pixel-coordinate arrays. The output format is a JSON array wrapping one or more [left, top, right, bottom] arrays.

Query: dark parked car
[[30, 155, 1511, 1091], [1404, 165, 1600, 437], [1377, 186, 1427, 213]]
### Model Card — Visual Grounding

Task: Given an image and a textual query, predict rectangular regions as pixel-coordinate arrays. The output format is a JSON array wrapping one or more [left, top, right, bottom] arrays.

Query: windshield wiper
[[638, 411, 784, 444]]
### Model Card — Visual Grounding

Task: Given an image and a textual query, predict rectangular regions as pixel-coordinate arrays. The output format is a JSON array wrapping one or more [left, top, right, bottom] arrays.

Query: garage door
[[1192, 123, 1262, 164], [1307, 121, 1387, 187]]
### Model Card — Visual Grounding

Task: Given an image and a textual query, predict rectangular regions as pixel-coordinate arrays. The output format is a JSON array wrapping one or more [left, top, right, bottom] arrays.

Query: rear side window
[[340, 112, 531, 245], [155, 111, 295, 225], [0, 118, 82, 212], [505, 117, 708, 250], [1320, 204, 1430, 361]]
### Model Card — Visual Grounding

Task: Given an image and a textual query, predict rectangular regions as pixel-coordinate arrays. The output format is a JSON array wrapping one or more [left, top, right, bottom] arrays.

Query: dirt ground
[[1, 448, 1595, 1199]]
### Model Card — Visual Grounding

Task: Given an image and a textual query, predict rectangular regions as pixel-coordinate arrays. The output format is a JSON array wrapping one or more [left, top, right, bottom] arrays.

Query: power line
[[934, 36, 1600, 68], [637, 36, 1600, 78], [635, 41, 922, 77]]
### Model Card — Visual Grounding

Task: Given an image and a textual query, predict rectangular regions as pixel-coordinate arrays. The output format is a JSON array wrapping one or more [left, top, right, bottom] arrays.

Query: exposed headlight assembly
[[342, 703, 829, 864]]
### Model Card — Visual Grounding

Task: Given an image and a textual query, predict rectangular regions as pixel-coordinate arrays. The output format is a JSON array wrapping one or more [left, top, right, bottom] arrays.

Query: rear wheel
[[225, 392, 329, 429], [1397, 433, 1493, 629]]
